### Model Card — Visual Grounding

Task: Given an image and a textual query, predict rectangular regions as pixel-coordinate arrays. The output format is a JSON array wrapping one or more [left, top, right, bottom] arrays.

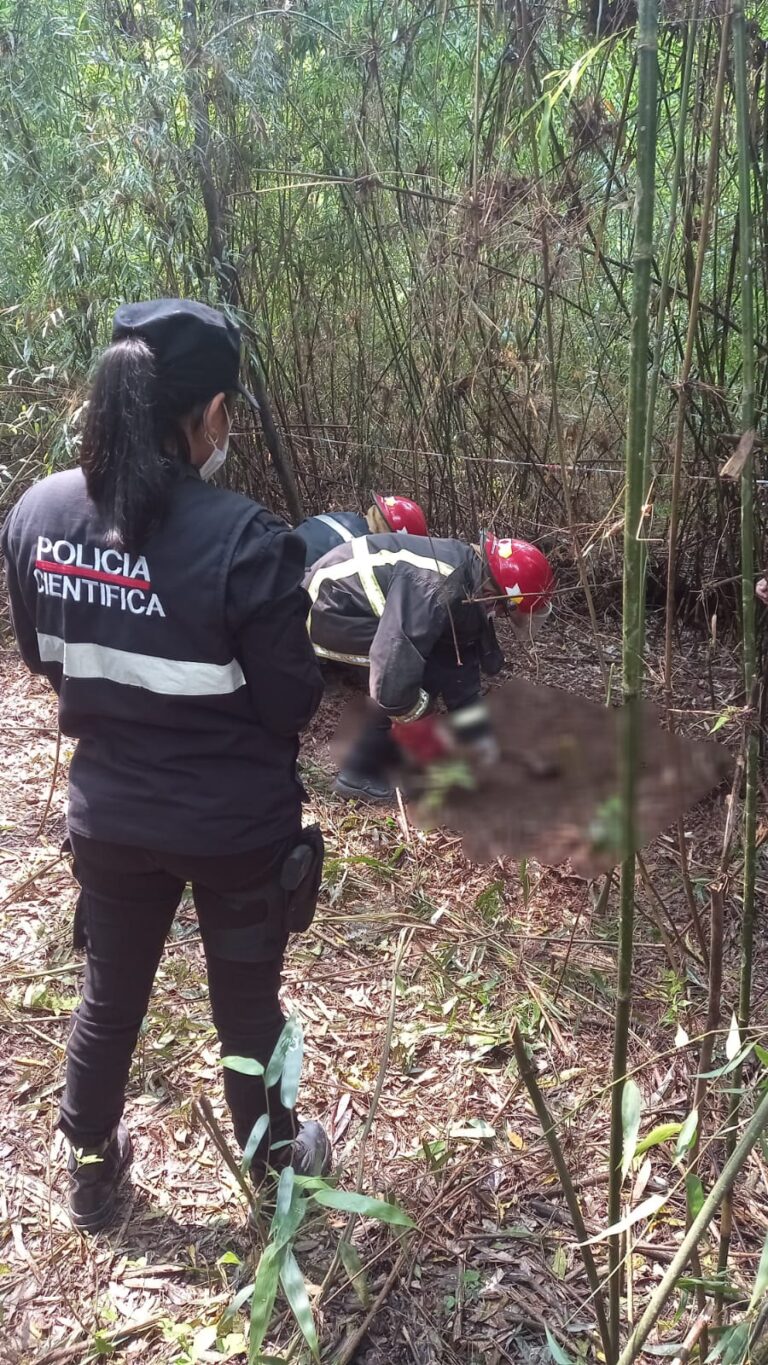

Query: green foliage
[[310, 1186, 413, 1226], [216, 1017, 411, 1362], [634, 1122, 683, 1158], [748, 1227, 768, 1313], [1, 0, 760, 597], [620, 1076, 642, 1178], [588, 794, 625, 859], [338, 1239, 370, 1306], [546, 1324, 578, 1364], [421, 759, 476, 813], [474, 880, 505, 919]]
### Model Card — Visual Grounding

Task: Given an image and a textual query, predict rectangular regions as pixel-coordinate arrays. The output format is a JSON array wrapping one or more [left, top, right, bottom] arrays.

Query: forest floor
[[1, 612, 767, 1365]]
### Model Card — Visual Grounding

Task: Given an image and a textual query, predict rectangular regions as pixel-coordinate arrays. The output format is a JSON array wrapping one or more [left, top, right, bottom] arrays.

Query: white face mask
[[510, 602, 552, 640], [199, 405, 230, 482]]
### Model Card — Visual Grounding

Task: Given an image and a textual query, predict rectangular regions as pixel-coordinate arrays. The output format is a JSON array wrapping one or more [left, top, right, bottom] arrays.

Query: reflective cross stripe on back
[[306, 541, 456, 643], [315, 514, 356, 542], [351, 537, 386, 616]]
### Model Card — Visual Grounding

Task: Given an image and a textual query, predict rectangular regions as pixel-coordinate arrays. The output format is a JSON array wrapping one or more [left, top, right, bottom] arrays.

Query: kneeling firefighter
[[2, 299, 331, 1232], [294, 493, 428, 569], [305, 533, 555, 801]]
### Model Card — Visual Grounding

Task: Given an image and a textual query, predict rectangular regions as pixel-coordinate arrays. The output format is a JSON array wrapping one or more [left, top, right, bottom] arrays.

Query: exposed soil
[[0, 615, 766, 1364]]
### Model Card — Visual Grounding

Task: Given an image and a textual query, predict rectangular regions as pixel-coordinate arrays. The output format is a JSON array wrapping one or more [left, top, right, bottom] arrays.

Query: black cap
[[111, 299, 259, 413]]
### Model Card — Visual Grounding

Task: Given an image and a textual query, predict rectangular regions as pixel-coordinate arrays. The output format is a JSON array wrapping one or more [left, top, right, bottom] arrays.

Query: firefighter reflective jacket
[[305, 533, 504, 716], [2, 466, 323, 854], [293, 511, 368, 568]]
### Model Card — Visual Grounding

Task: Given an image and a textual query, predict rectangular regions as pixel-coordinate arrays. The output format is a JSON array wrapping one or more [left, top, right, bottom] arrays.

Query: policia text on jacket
[[2, 299, 332, 1231]]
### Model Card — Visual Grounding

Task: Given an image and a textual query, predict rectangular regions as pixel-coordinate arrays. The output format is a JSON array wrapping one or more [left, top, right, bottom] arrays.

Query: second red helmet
[[374, 493, 428, 537], [484, 536, 555, 614]]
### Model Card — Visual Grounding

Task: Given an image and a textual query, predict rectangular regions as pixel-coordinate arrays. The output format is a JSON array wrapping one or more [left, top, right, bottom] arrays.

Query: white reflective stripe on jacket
[[315, 514, 356, 542], [37, 633, 246, 696]]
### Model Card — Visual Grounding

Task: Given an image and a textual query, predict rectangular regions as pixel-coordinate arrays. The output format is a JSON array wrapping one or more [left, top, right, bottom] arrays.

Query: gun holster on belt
[[281, 824, 324, 934]]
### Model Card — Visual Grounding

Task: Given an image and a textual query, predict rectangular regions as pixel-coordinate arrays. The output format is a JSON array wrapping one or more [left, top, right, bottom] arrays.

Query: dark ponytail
[[80, 337, 183, 552]]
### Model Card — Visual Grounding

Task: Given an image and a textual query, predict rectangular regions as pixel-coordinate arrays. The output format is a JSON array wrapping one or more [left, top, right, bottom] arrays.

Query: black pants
[[342, 643, 482, 777], [61, 832, 299, 1160]]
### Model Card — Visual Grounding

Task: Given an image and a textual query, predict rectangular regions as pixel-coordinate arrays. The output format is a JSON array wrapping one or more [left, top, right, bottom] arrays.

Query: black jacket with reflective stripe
[[2, 467, 323, 854], [305, 533, 503, 715], [292, 511, 368, 568]]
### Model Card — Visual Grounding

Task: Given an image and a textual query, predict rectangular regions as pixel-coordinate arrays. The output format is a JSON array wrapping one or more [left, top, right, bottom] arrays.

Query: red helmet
[[484, 535, 555, 614], [374, 493, 428, 537]]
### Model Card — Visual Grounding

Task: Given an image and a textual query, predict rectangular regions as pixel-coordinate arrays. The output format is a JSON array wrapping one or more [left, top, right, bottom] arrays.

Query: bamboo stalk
[[663, 14, 731, 704], [681, 727, 747, 1358], [520, 0, 610, 697], [608, 0, 659, 1349], [511, 1024, 613, 1362], [640, 12, 709, 972], [616, 1082, 768, 1365], [642, 5, 697, 518], [716, 0, 760, 1304]]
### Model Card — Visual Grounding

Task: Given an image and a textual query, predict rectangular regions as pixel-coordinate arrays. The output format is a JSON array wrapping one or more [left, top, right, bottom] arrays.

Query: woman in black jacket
[[2, 300, 330, 1231]]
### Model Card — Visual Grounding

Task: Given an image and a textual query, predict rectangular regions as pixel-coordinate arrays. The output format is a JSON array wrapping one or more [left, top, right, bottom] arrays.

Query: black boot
[[334, 770, 395, 803], [291, 1120, 333, 1177], [335, 704, 398, 803], [250, 1120, 332, 1188], [67, 1122, 133, 1233]]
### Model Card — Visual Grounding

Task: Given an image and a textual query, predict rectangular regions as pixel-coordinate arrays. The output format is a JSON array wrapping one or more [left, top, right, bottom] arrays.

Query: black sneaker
[[67, 1122, 133, 1233], [248, 1121, 332, 1226], [333, 770, 395, 803], [249, 1120, 332, 1184], [291, 1120, 333, 1177]]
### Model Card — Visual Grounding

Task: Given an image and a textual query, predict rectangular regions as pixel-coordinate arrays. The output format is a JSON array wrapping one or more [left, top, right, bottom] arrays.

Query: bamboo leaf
[[621, 1078, 643, 1177], [279, 1249, 319, 1360], [274, 1165, 295, 1228], [635, 1122, 683, 1157], [271, 1175, 308, 1252], [705, 1321, 751, 1364], [748, 1225, 768, 1312], [222, 1055, 265, 1077], [266, 1017, 303, 1089], [538, 98, 553, 167], [685, 1172, 705, 1221], [545, 1325, 577, 1364], [449, 1119, 496, 1141], [241, 1114, 270, 1175], [674, 1108, 699, 1164], [222, 1280, 256, 1325], [248, 1243, 281, 1363], [698, 1041, 754, 1079], [726, 1013, 741, 1062], [280, 1029, 304, 1110], [580, 1193, 666, 1246], [338, 1240, 370, 1306], [311, 1187, 413, 1227]]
